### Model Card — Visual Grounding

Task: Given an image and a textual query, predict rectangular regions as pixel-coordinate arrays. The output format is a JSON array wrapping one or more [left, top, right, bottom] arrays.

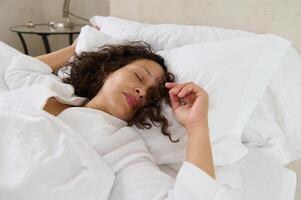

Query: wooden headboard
[[109, 0, 301, 54]]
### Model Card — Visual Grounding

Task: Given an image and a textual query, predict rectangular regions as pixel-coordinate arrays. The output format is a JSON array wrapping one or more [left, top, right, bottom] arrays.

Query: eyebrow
[[141, 66, 152, 77], [139, 65, 163, 84]]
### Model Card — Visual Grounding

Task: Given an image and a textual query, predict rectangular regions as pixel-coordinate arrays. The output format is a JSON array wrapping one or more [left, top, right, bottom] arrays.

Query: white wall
[[0, 0, 45, 56], [110, 0, 301, 54], [0, 0, 109, 56]]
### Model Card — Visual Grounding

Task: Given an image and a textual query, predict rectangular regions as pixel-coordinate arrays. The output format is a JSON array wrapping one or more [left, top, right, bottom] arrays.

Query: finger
[[177, 84, 194, 98], [169, 82, 190, 95], [183, 83, 207, 98], [169, 92, 181, 110], [165, 82, 176, 89]]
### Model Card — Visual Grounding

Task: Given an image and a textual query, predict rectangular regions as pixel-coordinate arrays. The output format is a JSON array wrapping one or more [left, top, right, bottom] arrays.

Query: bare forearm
[[36, 45, 75, 72], [185, 123, 215, 178]]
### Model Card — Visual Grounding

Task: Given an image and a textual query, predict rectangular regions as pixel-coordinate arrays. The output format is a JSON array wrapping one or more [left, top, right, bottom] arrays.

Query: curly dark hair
[[62, 41, 178, 142]]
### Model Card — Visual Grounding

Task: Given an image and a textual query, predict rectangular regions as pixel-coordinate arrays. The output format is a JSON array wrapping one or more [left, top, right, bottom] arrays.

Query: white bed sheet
[[241, 45, 301, 165]]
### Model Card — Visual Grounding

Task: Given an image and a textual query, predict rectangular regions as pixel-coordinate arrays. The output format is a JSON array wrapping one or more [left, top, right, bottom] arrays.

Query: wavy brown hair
[[62, 41, 178, 142]]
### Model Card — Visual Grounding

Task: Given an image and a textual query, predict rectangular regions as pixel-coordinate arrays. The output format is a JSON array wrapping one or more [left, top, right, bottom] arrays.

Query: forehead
[[130, 59, 164, 84], [129, 59, 165, 82]]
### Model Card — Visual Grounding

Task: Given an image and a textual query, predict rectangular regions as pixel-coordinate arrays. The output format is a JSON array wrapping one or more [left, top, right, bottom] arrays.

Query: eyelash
[[135, 72, 143, 81]]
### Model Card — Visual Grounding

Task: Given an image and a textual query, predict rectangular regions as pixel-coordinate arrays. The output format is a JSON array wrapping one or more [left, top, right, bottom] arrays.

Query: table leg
[[69, 34, 73, 45], [17, 32, 28, 55], [40, 34, 51, 53]]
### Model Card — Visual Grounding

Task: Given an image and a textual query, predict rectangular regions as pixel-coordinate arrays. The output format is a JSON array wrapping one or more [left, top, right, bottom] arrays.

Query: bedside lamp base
[[49, 17, 73, 29]]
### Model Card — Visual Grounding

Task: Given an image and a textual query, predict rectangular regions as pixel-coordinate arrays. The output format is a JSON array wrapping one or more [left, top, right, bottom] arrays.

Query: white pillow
[[90, 16, 255, 51], [138, 35, 291, 166], [73, 27, 291, 166], [75, 25, 122, 54]]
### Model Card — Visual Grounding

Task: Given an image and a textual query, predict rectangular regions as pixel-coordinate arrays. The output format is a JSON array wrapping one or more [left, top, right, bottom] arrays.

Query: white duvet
[[0, 89, 115, 200]]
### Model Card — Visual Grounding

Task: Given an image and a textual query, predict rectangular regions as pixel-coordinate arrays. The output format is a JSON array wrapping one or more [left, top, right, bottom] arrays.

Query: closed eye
[[134, 72, 142, 81]]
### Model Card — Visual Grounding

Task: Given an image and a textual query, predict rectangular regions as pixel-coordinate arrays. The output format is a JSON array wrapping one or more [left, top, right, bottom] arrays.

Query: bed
[[0, 0, 300, 199]]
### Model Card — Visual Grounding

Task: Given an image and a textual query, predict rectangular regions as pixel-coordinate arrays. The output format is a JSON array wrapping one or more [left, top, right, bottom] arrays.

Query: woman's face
[[86, 59, 165, 121]]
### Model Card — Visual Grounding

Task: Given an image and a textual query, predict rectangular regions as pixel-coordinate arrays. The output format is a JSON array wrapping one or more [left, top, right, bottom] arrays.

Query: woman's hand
[[165, 82, 209, 130], [166, 82, 215, 178]]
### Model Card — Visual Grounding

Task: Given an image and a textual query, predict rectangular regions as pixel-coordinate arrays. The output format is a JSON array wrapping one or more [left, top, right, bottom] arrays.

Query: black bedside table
[[10, 23, 84, 55]]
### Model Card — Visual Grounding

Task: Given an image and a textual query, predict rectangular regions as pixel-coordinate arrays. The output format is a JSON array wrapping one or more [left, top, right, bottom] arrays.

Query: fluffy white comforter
[[0, 87, 115, 200]]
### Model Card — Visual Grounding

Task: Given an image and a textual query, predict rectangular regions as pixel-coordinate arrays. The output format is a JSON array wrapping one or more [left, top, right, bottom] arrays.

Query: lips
[[123, 92, 139, 109]]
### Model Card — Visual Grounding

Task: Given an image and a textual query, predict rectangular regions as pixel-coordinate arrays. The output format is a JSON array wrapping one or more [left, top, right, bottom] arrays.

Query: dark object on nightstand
[[10, 23, 84, 55]]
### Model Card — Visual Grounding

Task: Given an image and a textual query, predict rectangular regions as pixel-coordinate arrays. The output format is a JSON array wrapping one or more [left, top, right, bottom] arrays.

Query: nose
[[135, 87, 146, 100]]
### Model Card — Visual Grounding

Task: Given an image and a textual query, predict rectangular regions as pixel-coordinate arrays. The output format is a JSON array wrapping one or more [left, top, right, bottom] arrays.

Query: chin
[[120, 111, 134, 122], [113, 105, 132, 122], [107, 93, 135, 121]]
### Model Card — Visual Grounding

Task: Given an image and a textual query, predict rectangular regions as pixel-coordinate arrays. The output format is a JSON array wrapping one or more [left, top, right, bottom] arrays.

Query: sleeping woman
[[2, 35, 232, 199]]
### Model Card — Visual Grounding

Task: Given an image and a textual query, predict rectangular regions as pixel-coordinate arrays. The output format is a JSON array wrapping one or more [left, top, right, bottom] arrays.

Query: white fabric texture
[[0, 88, 115, 200], [242, 46, 301, 165], [0, 41, 23, 93], [0, 53, 234, 200], [75, 25, 122, 54], [159, 146, 297, 200]]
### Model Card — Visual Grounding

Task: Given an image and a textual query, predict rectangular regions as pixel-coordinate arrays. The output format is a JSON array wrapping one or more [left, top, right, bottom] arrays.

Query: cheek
[[102, 75, 122, 93], [105, 73, 129, 90], [101, 82, 120, 103], [102, 81, 134, 116], [100, 73, 137, 120]]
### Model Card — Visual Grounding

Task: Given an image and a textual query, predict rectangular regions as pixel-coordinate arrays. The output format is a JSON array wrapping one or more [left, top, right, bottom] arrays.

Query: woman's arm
[[186, 123, 215, 178], [36, 42, 76, 72], [165, 82, 215, 178]]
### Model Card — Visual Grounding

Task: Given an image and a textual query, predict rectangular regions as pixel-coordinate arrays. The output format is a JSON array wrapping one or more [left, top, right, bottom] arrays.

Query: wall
[[110, 0, 301, 54], [0, 0, 45, 56]]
